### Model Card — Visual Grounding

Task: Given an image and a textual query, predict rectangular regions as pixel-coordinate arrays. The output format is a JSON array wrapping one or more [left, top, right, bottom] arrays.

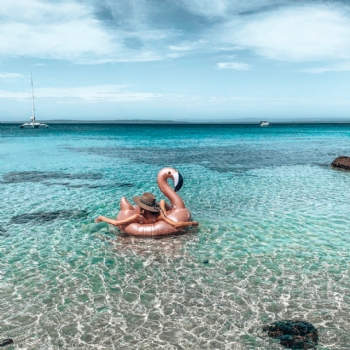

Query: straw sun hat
[[133, 192, 160, 213]]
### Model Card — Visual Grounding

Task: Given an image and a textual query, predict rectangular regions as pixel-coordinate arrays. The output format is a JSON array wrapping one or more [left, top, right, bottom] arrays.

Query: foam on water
[[1, 124, 350, 349]]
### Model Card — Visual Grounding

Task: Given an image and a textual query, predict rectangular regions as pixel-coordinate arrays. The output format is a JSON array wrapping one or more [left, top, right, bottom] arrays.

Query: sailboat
[[20, 73, 48, 129], [260, 121, 269, 127]]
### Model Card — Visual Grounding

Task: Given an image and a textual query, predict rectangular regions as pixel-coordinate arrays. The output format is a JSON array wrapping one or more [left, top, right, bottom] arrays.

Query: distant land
[[1, 119, 184, 124], [1, 118, 350, 124]]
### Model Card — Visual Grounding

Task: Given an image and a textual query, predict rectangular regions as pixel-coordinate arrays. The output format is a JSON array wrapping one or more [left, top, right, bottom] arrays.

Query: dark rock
[[203, 259, 209, 264], [331, 156, 350, 170], [0, 339, 14, 347], [10, 210, 88, 224], [263, 320, 318, 349]]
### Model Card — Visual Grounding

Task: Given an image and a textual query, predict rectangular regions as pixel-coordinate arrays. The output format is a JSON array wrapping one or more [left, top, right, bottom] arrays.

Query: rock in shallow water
[[263, 320, 318, 349], [0, 339, 14, 347], [331, 156, 350, 170]]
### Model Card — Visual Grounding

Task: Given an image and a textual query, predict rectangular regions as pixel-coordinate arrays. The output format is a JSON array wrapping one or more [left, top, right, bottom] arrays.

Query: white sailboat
[[260, 121, 269, 127], [20, 73, 48, 129]]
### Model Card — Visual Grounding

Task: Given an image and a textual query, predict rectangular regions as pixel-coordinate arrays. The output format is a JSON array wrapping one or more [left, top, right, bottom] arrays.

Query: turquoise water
[[1, 124, 350, 349]]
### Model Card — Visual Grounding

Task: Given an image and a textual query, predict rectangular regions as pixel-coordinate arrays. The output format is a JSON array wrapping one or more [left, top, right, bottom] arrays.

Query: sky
[[1, 0, 350, 122]]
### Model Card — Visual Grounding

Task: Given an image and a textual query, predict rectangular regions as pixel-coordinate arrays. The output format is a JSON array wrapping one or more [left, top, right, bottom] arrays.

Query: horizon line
[[1, 119, 350, 125]]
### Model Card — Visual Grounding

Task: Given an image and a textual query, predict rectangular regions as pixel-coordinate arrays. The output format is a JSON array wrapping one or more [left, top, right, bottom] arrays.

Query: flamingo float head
[[158, 167, 184, 192]]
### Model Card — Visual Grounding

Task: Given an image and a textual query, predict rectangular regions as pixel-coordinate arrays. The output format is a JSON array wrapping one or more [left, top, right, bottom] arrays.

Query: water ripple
[[1, 124, 350, 349]]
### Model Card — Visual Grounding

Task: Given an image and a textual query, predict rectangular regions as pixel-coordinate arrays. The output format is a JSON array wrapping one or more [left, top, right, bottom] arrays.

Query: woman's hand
[[95, 216, 104, 223], [174, 221, 199, 228]]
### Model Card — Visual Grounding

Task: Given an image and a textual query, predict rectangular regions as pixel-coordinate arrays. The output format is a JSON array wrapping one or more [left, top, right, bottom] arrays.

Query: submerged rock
[[331, 156, 350, 170], [0, 339, 14, 347], [10, 210, 88, 224], [263, 320, 318, 349]]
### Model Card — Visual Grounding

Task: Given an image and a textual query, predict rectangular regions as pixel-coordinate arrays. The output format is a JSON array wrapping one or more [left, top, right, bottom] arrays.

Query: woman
[[95, 192, 198, 230]]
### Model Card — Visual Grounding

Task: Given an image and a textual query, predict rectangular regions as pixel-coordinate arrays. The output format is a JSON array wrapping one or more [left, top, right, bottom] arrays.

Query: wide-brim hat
[[133, 192, 159, 212]]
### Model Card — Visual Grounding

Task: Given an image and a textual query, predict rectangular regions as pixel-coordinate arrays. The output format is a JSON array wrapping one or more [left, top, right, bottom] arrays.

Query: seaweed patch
[[65, 183, 133, 189], [67, 145, 331, 173], [2, 171, 102, 184], [0, 226, 7, 236], [10, 210, 88, 224]]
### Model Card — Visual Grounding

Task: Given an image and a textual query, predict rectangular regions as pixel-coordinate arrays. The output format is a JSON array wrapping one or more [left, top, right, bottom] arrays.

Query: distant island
[[1, 119, 350, 124], [1, 119, 185, 124]]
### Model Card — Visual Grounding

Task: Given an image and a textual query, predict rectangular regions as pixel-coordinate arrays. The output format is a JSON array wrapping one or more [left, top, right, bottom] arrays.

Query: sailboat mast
[[31, 72, 35, 122]]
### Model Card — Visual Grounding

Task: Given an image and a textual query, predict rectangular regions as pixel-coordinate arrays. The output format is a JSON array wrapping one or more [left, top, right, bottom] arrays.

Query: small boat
[[20, 73, 48, 129], [260, 121, 269, 127]]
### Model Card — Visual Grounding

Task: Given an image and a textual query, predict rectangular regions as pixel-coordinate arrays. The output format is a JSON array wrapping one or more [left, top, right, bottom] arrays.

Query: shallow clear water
[[1, 124, 350, 349]]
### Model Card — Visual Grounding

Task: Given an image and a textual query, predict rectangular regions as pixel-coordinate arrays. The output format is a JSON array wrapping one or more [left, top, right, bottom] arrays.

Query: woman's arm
[[158, 200, 198, 229], [172, 220, 199, 228], [95, 214, 140, 227], [160, 215, 199, 229]]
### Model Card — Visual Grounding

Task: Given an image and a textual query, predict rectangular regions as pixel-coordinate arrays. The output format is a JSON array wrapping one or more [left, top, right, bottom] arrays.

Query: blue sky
[[1, 0, 350, 122]]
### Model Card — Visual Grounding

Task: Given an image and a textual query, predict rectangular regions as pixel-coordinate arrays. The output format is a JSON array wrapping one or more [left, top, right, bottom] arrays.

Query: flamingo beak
[[173, 171, 183, 192]]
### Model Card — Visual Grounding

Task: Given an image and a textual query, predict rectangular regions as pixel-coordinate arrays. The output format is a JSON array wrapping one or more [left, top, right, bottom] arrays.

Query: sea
[[1, 123, 350, 349]]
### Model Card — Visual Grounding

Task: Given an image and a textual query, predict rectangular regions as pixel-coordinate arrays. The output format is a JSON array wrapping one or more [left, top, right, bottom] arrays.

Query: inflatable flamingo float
[[95, 167, 198, 237]]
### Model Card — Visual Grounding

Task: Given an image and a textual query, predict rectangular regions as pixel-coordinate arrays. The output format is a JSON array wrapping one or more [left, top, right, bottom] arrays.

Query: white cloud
[[216, 62, 250, 70], [0, 85, 169, 102], [179, 2, 350, 64], [218, 46, 244, 51], [179, 0, 228, 18], [229, 5, 350, 62], [300, 61, 350, 73], [0, 0, 116, 62], [169, 45, 192, 51], [177, 0, 286, 19], [169, 40, 206, 52], [0, 73, 23, 79], [0, 0, 174, 63], [1, 0, 350, 66]]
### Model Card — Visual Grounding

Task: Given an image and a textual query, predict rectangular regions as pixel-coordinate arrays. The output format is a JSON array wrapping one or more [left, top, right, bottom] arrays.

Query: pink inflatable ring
[[95, 168, 198, 237], [116, 167, 195, 237]]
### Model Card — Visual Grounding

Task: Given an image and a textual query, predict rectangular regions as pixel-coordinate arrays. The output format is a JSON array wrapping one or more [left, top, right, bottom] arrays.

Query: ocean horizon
[[2, 120, 350, 124], [1, 123, 350, 349]]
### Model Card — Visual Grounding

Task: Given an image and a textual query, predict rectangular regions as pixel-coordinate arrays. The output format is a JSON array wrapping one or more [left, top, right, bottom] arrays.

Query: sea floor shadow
[[66, 145, 337, 172], [1, 171, 134, 189], [2, 171, 103, 183], [9, 210, 88, 224]]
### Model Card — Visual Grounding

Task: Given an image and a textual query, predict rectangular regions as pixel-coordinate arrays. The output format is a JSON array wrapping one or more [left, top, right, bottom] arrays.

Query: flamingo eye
[[168, 171, 171, 175]]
